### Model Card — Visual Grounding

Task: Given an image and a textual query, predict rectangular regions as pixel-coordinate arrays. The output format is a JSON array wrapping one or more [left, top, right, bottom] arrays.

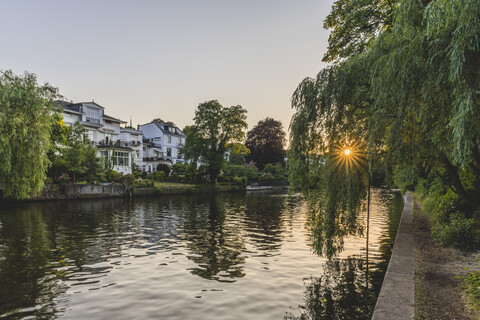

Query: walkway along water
[[371, 192, 414, 319]]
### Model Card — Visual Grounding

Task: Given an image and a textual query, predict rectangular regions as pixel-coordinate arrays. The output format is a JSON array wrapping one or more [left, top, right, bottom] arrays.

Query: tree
[[289, 0, 480, 256], [245, 118, 286, 169], [182, 100, 247, 184], [0, 71, 59, 199], [51, 121, 104, 183]]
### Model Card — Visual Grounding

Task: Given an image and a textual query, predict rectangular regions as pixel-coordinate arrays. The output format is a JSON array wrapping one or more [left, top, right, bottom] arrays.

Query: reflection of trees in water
[[0, 206, 68, 318], [285, 258, 376, 320], [243, 192, 286, 252], [179, 194, 247, 281]]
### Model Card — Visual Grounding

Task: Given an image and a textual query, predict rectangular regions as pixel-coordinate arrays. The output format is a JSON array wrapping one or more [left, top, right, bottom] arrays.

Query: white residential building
[[139, 121, 186, 167], [56, 100, 137, 175]]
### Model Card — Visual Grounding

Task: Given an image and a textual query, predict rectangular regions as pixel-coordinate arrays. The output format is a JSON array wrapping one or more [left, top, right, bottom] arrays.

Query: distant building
[[139, 120, 186, 169], [55, 100, 137, 175]]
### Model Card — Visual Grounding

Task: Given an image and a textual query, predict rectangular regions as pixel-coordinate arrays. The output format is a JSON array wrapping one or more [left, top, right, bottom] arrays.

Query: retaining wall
[[371, 192, 414, 319]]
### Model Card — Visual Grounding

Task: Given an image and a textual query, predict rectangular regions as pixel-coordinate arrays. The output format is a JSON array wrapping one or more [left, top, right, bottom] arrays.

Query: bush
[[106, 170, 122, 182], [436, 190, 464, 224], [170, 163, 187, 176], [56, 173, 71, 184], [152, 170, 165, 181], [77, 181, 88, 185], [232, 176, 247, 188], [463, 269, 480, 309], [259, 172, 275, 181], [433, 213, 478, 250], [263, 163, 286, 179]]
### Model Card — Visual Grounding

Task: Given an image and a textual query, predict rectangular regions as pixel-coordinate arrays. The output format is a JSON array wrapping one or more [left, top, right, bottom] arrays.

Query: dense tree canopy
[[0, 71, 59, 199], [245, 118, 286, 169], [182, 100, 247, 184], [289, 0, 480, 257]]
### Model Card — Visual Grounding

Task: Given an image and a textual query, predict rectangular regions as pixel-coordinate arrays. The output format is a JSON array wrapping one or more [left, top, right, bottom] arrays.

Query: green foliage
[[245, 118, 286, 169], [259, 172, 275, 181], [105, 170, 121, 182], [152, 170, 165, 181], [50, 122, 105, 183], [263, 163, 287, 180], [323, 0, 397, 63], [433, 213, 478, 250], [182, 100, 247, 184], [170, 163, 187, 175], [463, 268, 480, 309], [0, 70, 59, 199], [289, 0, 480, 255]]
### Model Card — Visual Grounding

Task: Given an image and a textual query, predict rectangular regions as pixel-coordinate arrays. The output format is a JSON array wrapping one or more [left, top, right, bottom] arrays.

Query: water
[[0, 189, 403, 320]]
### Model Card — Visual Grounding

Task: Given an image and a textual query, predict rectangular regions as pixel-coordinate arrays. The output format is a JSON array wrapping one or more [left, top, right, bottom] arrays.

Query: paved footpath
[[371, 192, 414, 320]]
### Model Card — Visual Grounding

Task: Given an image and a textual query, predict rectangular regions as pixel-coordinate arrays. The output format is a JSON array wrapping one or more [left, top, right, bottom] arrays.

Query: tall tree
[[0, 71, 59, 199], [245, 118, 286, 169], [182, 100, 247, 184], [289, 0, 480, 256]]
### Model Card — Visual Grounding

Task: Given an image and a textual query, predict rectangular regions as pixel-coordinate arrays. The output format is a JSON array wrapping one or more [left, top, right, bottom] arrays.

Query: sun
[[345, 149, 351, 155]]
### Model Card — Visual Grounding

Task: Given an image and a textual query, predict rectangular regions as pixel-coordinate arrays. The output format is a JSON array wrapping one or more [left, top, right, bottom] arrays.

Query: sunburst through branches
[[330, 140, 367, 172]]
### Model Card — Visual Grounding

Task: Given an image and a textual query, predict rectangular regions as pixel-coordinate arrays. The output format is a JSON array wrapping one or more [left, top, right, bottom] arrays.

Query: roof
[[153, 122, 186, 137], [103, 114, 126, 124], [54, 100, 82, 114]]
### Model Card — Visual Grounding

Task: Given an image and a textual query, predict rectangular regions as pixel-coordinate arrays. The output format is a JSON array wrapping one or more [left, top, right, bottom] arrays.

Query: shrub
[[263, 163, 286, 179], [436, 190, 464, 224], [232, 176, 247, 188], [106, 170, 121, 182], [170, 163, 187, 176], [152, 170, 165, 181], [433, 213, 478, 250], [77, 181, 88, 185], [259, 172, 275, 181], [463, 269, 480, 309], [56, 173, 70, 184]]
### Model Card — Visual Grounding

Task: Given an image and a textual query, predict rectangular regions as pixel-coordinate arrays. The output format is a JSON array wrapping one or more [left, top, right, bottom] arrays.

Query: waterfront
[[0, 190, 402, 319]]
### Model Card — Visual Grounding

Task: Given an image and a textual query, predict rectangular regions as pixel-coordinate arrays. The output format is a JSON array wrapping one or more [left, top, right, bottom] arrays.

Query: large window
[[113, 151, 130, 167], [85, 107, 101, 124], [167, 136, 172, 143]]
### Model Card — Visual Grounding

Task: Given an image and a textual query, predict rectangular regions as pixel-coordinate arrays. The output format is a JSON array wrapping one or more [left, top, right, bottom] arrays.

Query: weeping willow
[[289, 0, 480, 257]]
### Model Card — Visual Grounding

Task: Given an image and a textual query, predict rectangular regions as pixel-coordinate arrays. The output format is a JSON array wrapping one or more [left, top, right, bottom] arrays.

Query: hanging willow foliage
[[289, 0, 480, 257]]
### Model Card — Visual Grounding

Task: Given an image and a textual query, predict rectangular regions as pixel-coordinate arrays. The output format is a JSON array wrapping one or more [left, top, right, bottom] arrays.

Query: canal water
[[0, 189, 402, 320]]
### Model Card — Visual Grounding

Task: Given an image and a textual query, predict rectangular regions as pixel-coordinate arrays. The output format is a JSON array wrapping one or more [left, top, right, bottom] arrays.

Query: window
[[169, 127, 175, 134], [85, 107, 101, 124], [167, 148, 172, 157], [135, 150, 140, 158], [84, 130, 94, 142], [131, 135, 138, 142], [113, 151, 130, 167], [177, 138, 182, 146], [167, 136, 171, 143]]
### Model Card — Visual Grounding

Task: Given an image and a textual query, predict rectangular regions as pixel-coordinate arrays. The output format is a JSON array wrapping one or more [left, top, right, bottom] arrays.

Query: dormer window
[[169, 127, 175, 134]]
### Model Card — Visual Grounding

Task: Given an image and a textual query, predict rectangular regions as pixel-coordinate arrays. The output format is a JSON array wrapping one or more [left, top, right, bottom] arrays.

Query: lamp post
[[344, 147, 371, 288]]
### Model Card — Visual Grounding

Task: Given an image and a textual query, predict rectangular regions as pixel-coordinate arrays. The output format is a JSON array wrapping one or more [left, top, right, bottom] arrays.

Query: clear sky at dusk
[[1, 0, 334, 133]]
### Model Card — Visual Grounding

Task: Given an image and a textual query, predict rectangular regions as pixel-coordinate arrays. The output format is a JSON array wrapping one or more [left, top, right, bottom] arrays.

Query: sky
[[1, 0, 334, 134]]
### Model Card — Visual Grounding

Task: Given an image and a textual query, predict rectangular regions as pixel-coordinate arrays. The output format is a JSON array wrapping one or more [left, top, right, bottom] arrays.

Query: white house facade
[[139, 121, 186, 166], [56, 100, 137, 175]]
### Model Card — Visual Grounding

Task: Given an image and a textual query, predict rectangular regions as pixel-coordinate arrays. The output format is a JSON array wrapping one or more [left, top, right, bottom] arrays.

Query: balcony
[[86, 117, 101, 125]]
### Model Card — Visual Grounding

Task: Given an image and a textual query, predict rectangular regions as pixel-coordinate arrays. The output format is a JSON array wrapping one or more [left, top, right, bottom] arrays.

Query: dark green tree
[[0, 71, 59, 199], [245, 118, 286, 169], [182, 100, 247, 184]]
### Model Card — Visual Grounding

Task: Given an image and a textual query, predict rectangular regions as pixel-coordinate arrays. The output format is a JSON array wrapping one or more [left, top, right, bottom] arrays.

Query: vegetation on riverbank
[[413, 198, 480, 319]]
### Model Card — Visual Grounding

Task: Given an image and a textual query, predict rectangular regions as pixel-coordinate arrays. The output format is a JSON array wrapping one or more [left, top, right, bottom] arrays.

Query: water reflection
[[179, 195, 247, 281], [0, 190, 402, 320]]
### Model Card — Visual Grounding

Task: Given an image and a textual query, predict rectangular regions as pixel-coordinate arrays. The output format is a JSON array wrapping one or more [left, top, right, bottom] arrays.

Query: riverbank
[[413, 198, 480, 319], [0, 182, 248, 202]]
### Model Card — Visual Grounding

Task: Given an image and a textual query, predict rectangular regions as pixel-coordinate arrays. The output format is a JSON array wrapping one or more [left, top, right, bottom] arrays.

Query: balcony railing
[[86, 117, 101, 124]]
